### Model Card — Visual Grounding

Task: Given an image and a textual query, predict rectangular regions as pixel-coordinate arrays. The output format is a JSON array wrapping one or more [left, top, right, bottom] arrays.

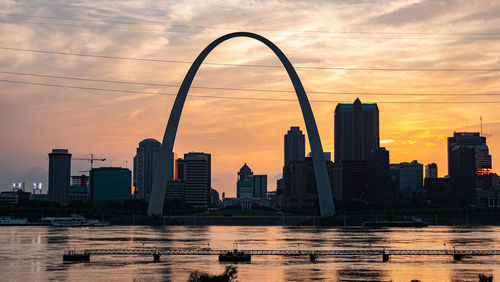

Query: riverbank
[[2, 201, 500, 226], [2, 213, 500, 226]]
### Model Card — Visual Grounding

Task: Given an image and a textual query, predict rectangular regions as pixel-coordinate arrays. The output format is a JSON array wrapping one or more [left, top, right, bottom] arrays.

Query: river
[[1, 226, 499, 281]]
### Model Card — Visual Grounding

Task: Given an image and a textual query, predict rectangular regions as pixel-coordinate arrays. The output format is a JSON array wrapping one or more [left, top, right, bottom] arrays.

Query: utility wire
[[5, 13, 500, 36], [1, 46, 499, 72], [2, 20, 498, 40], [1, 70, 499, 96], [1, 79, 499, 104]]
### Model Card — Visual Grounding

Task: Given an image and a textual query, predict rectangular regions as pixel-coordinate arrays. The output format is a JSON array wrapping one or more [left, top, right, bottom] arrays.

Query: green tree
[[188, 265, 238, 282]]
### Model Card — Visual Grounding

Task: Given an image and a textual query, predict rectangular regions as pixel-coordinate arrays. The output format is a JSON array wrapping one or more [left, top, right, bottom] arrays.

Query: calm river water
[[1, 225, 499, 281]]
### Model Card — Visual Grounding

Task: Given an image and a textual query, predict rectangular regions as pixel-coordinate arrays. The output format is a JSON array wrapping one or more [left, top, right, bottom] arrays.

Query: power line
[[1, 46, 499, 72], [5, 13, 500, 36], [1, 78, 499, 104], [2, 20, 499, 40], [1, 70, 500, 96]]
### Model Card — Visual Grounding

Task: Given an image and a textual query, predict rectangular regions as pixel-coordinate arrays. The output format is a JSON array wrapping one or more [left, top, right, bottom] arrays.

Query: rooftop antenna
[[480, 116, 483, 136]]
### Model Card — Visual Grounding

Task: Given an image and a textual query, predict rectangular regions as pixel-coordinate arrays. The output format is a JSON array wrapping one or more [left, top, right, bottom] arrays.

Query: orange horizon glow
[[0, 1, 499, 198]]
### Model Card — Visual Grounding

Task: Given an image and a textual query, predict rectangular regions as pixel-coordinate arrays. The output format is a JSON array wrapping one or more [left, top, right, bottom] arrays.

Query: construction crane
[[73, 154, 106, 169]]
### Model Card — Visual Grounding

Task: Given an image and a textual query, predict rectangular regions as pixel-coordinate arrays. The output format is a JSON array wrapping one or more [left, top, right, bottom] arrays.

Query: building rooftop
[[335, 98, 378, 111], [139, 138, 161, 145]]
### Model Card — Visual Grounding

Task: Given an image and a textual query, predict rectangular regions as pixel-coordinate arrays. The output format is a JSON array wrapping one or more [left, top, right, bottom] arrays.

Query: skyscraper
[[184, 152, 211, 207], [448, 132, 491, 175], [284, 126, 305, 166], [334, 98, 379, 162], [367, 147, 391, 201], [448, 132, 492, 204], [133, 138, 161, 199], [48, 149, 72, 205], [283, 157, 335, 214], [449, 146, 476, 203]]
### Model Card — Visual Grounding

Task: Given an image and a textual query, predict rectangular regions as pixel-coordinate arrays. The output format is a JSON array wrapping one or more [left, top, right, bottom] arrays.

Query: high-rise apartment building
[[334, 98, 379, 162], [184, 152, 211, 207], [48, 149, 72, 205]]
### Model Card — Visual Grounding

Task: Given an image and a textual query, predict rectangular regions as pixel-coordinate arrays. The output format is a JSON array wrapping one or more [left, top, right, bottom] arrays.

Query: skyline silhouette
[[0, 1, 499, 198]]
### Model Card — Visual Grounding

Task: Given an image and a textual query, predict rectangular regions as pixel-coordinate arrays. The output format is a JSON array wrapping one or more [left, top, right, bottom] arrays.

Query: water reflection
[[0, 226, 499, 281]]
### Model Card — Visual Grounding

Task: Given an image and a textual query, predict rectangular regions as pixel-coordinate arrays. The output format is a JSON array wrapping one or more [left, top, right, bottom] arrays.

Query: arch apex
[[147, 32, 335, 217]]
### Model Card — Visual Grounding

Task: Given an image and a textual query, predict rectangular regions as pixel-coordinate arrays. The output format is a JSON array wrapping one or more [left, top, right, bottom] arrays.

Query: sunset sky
[[1, 0, 499, 197]]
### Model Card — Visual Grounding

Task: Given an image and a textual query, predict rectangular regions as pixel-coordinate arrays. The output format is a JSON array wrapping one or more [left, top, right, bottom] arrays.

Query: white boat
[[0, 216, 28, 225], [42, 215, 107, 227]]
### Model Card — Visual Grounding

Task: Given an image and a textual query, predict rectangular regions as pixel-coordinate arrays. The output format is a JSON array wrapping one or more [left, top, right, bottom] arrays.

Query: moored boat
[[219, 249, 251, 262], [0, 216, 28, 226]]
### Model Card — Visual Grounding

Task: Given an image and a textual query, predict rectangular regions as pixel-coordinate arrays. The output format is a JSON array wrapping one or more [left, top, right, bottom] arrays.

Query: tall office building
[[237, 163, 253, 198], [334, 98, 379, 162], [90, 167, 131, 202], [48, 149, 72, 206], [283, 157, 335, 214], [425, 163, 438, 179], [448, 132, 491, 175], [184, 152, 211, 207], [134, 138, 174, 200], [448, 132, 492, 203], [449, 146, 477, 203], [367, 147, 391, 201], [284, 127, 305, 166]]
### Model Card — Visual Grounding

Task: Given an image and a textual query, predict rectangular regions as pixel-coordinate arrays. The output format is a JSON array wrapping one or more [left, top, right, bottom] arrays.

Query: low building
[[425, 177, 451, 200], [0, 190, 31, 204], [222, 197, 273, 210], [30, 194, 49, 201], [90, 167, 131, 202]]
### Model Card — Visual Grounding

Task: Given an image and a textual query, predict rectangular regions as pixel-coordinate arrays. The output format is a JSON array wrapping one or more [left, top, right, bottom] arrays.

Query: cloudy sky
[[0, 0, 499, 196]]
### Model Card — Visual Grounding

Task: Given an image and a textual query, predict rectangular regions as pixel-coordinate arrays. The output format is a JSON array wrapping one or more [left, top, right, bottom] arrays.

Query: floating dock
[[62, 248, 500, 262]]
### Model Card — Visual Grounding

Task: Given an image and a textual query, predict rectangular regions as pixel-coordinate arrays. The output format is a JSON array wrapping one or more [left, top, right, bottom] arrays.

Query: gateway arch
[[147, 32, 335, 217]]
